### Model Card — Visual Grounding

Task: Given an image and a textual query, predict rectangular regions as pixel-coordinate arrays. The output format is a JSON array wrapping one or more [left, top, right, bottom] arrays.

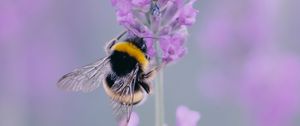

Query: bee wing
[[57, 57, 110, 92], [111, 66, 139, 124]]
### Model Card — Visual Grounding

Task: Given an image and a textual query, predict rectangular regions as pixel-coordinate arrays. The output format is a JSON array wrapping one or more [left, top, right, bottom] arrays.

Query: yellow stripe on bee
[[111, 42, 148, 70]]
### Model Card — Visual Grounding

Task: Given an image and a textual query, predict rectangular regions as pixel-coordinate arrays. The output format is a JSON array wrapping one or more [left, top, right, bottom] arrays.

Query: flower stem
[[155, 69, 164, 126], [154, 41, 165, 126]]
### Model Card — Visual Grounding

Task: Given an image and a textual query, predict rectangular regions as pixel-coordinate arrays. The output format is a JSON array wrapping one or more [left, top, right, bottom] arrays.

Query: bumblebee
[[57, 31, 161, 123]]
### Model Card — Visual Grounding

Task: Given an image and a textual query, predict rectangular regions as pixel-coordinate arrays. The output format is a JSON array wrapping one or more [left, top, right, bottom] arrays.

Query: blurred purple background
[[1, 0, 300, 126]]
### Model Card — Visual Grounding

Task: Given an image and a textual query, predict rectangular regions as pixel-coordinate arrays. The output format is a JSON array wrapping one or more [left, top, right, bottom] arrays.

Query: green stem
[[150, 1, 165, 125], [154, 41, 165, 126], [155, 69, 164, 126]]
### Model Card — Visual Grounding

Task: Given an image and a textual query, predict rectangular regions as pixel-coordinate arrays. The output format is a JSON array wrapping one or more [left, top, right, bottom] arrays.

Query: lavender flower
[[131, 0, 151, 8], [196, 0, 300, 125], [119, 112, 139, 126], [240, 52, 300, 126], [176, 105, 201, 126], [121, 106, 200, 126], [111, 0, 198, 63], [177, 0, 198, 26], [159, 32, 187, 62]]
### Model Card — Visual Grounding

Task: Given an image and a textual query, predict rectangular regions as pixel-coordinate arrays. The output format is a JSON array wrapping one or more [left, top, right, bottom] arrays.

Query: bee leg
[[142, 63, 165, 81], [142, 69, 157, 81], [105, 31, 127, 54], [139, 81, 153, 94]]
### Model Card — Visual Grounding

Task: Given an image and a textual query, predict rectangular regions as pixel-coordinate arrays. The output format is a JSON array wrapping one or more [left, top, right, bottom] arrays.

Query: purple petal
[[145, 38, 155, 57], [177, 0, 198, 26], [158, 0, 170, 7], [119, 112, 139, 126], [131, 0, 151, 8], [174, 0, 185, 6], [159, 26, 172, 36], [116, 11, 135, 25], [161, 1, 180, 26], [159, 32, 187, 62], [112, 0, 132, 12], [176, 105, 201, 126], [111, 0, 117, 6], [141, 30, 156, 57]]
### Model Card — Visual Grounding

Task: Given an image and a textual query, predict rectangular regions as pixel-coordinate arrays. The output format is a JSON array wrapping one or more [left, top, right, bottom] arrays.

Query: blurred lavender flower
[[176, 105, 201, 126], [119, 112, 139, 126], [131, 0, 151, 7], [177, 0, 198, 26], [240, 52, 300, 126], [111, 0, 198, 63], [121, 106, 200, 126], [197, 0, 300, 125]]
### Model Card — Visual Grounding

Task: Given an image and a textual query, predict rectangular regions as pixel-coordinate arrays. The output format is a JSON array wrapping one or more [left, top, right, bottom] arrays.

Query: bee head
[[125, 37, 147, 53]]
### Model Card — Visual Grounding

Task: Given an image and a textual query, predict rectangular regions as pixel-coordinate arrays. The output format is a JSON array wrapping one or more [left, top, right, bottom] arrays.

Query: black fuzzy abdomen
[[110, 51, 138, 76], [105, 74, 142, 92]]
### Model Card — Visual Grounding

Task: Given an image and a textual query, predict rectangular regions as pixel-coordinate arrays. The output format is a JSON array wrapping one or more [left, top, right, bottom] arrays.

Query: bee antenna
[[123, 26, 141, 38], [122, 28, 162, 40], [116, 31, 127, 40]]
